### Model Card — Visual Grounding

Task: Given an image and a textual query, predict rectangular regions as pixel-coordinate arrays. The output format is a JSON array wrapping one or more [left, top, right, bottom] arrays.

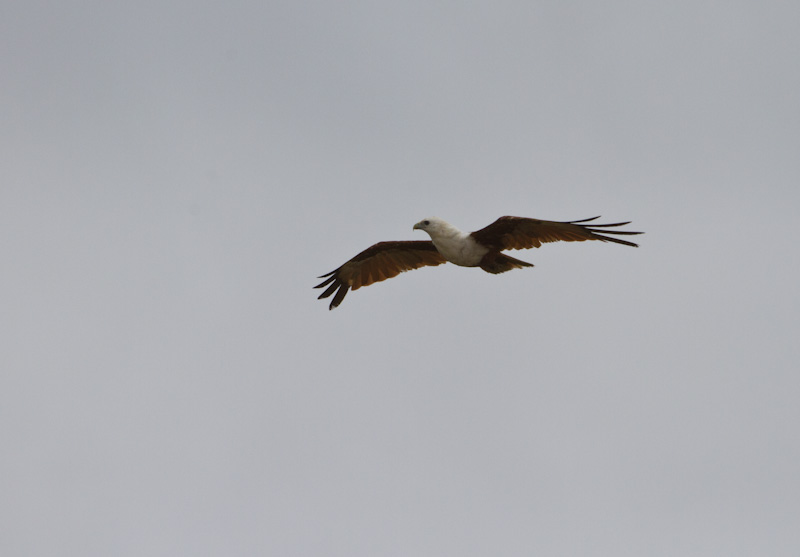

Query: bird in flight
[[315, 215, 643, 309]]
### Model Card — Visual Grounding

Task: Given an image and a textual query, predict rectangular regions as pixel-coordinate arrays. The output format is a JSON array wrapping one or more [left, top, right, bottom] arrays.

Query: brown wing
[[470, 216, 643, 250], [314, 241, 447, 310]]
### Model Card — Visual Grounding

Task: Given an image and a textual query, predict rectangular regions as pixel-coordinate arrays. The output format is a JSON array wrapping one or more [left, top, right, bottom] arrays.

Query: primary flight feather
[[315, 215, 643, 310]]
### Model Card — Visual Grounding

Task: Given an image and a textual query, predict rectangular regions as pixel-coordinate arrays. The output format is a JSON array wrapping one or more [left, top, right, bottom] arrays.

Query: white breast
[[432, 232, 489, 267]]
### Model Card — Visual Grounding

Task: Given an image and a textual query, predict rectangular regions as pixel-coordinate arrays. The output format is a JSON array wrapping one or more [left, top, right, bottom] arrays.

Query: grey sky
[[2, 1, 799, 555]]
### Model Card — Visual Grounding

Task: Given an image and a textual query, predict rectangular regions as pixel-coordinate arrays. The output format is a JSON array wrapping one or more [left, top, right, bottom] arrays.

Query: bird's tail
[[479, 252, 534, 274]]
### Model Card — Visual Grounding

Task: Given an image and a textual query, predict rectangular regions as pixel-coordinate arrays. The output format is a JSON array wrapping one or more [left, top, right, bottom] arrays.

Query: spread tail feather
[[479, 252, 534, 274]]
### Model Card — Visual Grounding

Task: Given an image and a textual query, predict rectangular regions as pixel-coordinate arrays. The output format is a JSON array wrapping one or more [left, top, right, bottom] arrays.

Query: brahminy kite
[[315, 215, 643, 309]]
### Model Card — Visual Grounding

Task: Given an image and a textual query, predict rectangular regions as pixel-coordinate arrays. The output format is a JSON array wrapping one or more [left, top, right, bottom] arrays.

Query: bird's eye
[[423, 220, 430, 225]]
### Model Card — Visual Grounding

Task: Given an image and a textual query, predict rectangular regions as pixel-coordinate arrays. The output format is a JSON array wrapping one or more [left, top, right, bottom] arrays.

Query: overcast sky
[[2, 1, 799, 555]]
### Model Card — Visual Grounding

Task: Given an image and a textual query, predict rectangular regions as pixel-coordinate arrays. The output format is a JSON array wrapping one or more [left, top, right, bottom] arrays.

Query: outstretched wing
[[315, 241, 447, 310], [470, 216, 643, 250]]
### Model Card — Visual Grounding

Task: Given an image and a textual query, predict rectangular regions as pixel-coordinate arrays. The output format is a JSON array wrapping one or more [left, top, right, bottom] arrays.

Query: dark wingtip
[[584, 220, 632, 228], [573, 216, 643, 247], [329, 284, 349, 309], [567, 216, 601, 224], [314, 273, 337, 289], [599, 236, 640, 247]]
